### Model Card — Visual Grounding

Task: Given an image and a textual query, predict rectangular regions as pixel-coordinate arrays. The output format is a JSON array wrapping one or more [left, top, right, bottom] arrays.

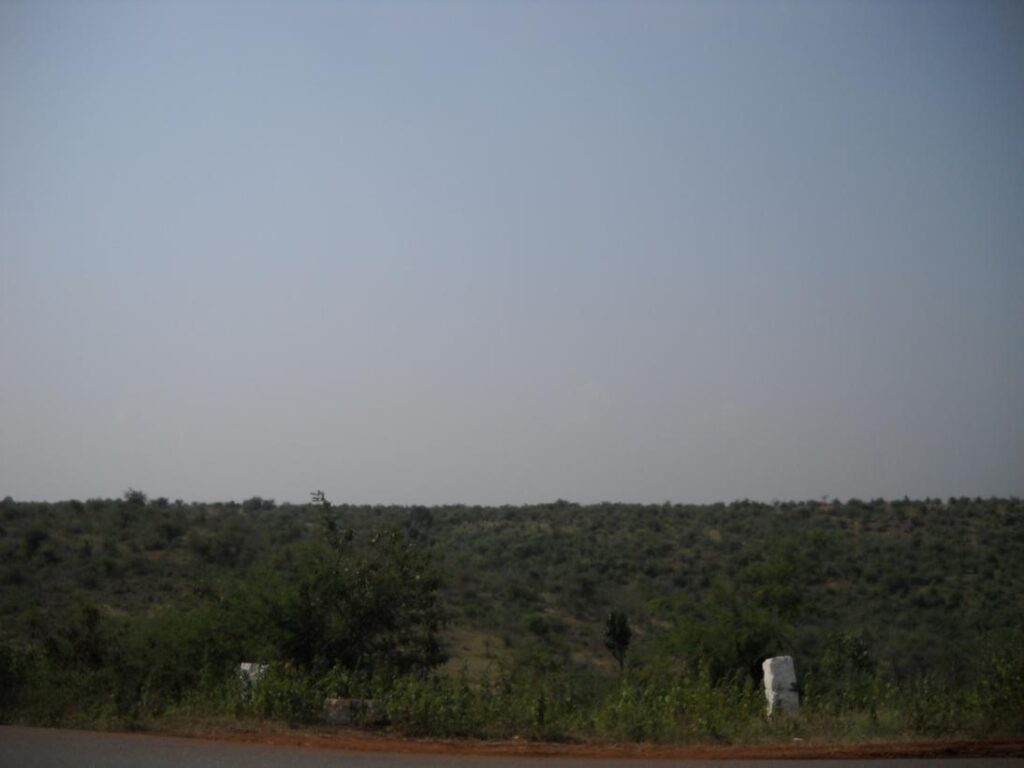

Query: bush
[[247, 665, 321, 725], [0, 642, 29, 719]]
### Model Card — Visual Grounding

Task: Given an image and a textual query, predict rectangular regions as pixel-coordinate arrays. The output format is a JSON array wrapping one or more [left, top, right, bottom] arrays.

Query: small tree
[[604, 611, 632, 672], [123, 488, 147, 506], [255, 525, 446, 675]]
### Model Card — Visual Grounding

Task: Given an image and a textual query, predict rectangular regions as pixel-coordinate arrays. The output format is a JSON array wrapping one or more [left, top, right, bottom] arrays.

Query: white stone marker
[[238, 662, 268, 685], [762, 656, 799, 716]]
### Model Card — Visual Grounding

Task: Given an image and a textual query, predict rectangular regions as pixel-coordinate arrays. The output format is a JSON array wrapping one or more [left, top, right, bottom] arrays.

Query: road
[[0, 727, 1020, 767]]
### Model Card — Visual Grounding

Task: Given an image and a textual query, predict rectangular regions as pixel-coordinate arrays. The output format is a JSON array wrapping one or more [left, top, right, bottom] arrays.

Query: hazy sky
[[1, 0, 1021, 505]]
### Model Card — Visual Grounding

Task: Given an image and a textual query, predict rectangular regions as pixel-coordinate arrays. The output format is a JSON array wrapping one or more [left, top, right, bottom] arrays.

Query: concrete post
[[762, 655, 799, 716]]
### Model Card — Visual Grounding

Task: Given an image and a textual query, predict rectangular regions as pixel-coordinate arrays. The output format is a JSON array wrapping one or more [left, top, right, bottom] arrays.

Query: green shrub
[[247, 665, 320, 725]]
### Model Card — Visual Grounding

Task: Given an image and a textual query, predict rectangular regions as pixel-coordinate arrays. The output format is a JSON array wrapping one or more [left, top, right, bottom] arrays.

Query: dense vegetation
[[0, 493, 1021, 741]]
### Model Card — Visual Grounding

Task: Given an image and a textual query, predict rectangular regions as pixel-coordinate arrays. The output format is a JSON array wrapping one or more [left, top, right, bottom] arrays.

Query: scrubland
[[1, 494, 1021, 743]]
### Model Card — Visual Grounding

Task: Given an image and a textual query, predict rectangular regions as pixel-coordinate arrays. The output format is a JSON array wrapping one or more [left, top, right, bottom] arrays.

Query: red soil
[[175, 726, 1024, 760]]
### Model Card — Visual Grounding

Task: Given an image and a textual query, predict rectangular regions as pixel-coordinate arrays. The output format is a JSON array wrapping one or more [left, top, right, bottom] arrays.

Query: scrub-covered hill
[[2, 495, 1021, 676], [1, 494, 1021, 739]]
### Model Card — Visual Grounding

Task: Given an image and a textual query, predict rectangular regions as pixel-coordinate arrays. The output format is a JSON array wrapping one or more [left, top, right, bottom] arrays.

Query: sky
[[1, 0, 1021, 505]]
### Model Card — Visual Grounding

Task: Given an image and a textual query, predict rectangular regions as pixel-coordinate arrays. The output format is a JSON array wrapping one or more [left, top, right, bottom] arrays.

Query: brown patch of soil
[[161, 725, 1024, 760]]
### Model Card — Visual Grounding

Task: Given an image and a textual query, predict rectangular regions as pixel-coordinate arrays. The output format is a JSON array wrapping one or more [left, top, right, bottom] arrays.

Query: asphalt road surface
[[1, 727, 1020, 768]]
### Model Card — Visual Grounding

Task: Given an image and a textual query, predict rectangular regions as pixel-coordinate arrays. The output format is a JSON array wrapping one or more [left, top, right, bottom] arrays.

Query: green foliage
[[662, 574, 796, 684], [23, 528, 49, 558], [123, 489, 147, 506], [971, 625, 1024, 733], [0, 642, 29, 718], [592, 664, 762, 742], [0, 496, 1022, 740], [604, 611, 631, 671], [246, 665, 321, 725], [380, 673, 482, 737], [250, 526, 446, 675], [803, 632, 878, 714]]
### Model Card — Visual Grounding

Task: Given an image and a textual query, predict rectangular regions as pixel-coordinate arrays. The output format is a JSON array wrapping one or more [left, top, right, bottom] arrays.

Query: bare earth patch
[[153, 724, 1024, 760]]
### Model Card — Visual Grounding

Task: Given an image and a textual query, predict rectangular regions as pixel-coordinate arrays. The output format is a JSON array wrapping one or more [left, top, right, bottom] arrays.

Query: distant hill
[[2, 495, 1022, 679]]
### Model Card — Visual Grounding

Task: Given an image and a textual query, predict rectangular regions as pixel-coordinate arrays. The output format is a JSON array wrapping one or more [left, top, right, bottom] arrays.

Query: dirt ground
[[167, 725, 1024, 761]]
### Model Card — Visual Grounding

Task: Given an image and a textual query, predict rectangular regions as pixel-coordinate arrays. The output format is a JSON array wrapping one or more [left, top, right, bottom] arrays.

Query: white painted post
[[762, 656, 799, 716], [238, 662, 268, 686]]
